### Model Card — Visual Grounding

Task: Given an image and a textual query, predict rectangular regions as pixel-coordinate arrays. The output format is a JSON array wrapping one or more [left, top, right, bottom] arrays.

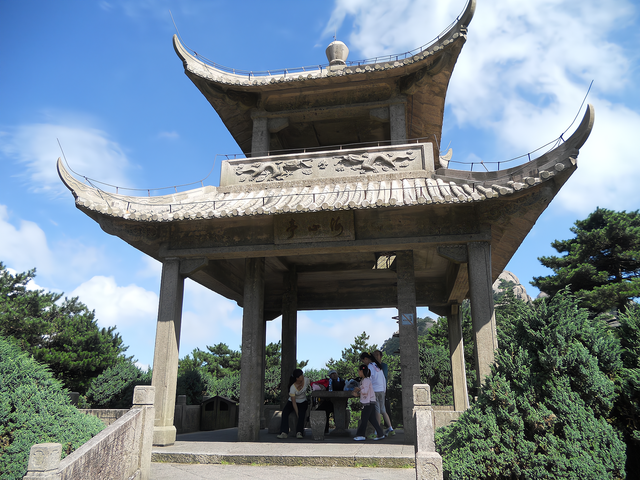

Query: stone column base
[[415, 451, 443, 480], [153, 425, 176, 446]]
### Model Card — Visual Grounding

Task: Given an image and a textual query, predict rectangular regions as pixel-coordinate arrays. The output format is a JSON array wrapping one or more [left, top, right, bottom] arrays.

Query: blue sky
[[1, 0, 639, 371]]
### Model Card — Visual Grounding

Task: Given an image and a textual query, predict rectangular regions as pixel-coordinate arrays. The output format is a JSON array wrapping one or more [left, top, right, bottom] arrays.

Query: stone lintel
[[157, 232, 492, 261]]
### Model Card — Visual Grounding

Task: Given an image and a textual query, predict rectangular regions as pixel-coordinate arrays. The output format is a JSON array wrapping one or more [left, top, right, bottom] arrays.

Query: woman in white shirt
[[277, 368, 310, 439]]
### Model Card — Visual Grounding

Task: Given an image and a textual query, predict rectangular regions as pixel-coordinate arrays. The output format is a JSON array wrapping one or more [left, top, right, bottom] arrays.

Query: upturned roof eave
[[57, 106, 592, 223], [172, 0, 475, 93]]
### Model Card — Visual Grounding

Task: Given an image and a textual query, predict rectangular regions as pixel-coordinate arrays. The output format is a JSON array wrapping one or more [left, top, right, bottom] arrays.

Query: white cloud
[[179, 279, 243, 353], [157, 131, 179, 140], [0, 205, 54, 276], [0, 204, 108, 288], [0, 121, 133, 195], [327, 0, 640, 215], [70, 275, 158, 330]]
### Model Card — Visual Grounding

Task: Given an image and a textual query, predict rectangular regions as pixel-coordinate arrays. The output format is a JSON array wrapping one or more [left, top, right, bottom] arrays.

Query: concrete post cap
[[413, 384, 432, 406], [27, 443, 62, 472], [133, 385, 155, 406]]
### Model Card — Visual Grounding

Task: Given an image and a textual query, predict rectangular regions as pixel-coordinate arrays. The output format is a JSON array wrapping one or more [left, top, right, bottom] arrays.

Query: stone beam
[[447, 304, 469, 411], [158, 232, 492, 260], [280, 266, 298, 408], [390, 103, 407, 145], [251, 116, 269, 157], [238, 257, 266, 441], [396, 250, 420, 442], [152, 258, 184, 446], [467, 241, 498, 393]]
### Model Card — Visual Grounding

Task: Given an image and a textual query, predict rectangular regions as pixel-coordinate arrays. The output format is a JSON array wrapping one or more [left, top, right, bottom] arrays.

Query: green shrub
[[0, 336, 105, 480], [613, 303, 640, 477], [85, 361, 151, 408], [436, 292, 626, 479]]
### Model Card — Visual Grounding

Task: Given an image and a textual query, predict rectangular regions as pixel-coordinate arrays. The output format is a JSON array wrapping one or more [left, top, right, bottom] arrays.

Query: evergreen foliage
[[85, 361, 151, 408], [435, 292, 626, 479], [613, 303, 640, 477], [0, 336, 105, 480], [532, 208, 640, 313], [325, 331, 378, 379], [177, 341, 307, 403], [0, 263, 130, 393]]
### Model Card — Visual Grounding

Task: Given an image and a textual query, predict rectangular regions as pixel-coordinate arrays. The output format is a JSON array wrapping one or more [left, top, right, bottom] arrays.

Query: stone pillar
[[151, 258, 184, 446], [447, 304, 469, 411], [467, 242, 498, 392], [251, 116, 269, 157], [396, 250, 420, 442], [413, 385, 443, 480], [390, 103, 407, 145], [132, 385, 155, 480], [238, 257, 266, 441], [280, 266, 298, 408]]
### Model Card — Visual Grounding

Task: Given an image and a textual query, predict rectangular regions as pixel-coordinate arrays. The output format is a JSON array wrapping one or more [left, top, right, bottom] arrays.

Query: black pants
[[280, 400, 308, 434], [316, 399, 334, 432], [356, 403, 383, 437]]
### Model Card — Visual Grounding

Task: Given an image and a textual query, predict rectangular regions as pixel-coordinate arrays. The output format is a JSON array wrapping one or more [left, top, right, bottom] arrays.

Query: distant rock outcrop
[[493, 271, 533, 303]]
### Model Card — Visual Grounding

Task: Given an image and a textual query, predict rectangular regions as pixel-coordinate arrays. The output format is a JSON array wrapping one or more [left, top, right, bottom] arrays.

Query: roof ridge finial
[[326, 36, 349, 66]]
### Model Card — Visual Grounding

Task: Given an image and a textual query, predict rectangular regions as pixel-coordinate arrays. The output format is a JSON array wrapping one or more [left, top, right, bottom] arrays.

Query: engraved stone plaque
[[274, 211, 355, 244]]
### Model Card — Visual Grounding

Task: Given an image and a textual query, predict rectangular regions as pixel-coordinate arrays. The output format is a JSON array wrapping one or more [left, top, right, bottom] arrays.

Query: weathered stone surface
[[26, 443, 61, 473], [310, 410, 326, 441], [415, 451, 443, 480]]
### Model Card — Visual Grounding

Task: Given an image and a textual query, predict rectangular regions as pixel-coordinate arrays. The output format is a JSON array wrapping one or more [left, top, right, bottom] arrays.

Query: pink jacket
[[358, 377, 376, 405]]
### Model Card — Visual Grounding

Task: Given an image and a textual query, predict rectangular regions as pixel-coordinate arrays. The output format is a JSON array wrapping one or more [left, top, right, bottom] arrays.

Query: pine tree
[[0, 263, 129, 393], [532, 208, 640, 313]]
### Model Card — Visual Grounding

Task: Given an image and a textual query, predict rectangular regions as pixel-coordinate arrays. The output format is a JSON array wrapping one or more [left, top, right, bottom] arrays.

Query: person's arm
[[289, 384, 299, 416]]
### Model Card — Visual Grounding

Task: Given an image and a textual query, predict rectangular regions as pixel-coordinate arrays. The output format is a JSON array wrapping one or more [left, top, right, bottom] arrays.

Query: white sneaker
[[296, 432, 303, 439], [276, 433, 288, 439], [386, 427, 396, 436], [353, 436, 366, 441], [373, 434, 386, 440]]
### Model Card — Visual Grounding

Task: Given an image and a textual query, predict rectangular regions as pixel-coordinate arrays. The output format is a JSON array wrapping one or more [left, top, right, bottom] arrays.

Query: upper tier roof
[[173, 0, 477, 156]]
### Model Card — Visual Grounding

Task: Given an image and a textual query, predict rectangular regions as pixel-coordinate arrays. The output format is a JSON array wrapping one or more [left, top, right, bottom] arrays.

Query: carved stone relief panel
[[220, 142, 434, 186]]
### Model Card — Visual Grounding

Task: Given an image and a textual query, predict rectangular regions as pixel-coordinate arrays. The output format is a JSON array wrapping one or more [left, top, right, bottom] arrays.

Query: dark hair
[[288, 368, 304, 389], [360, 352, 382, 370], [358, 364, 371, 377]]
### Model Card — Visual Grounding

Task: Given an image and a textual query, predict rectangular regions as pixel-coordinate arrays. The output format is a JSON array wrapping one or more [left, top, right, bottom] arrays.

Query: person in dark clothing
[[315, 369, 345, 433]]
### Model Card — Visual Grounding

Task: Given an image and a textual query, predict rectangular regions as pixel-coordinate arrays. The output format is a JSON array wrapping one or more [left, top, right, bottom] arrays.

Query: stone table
[[311, 390, 355, 437]]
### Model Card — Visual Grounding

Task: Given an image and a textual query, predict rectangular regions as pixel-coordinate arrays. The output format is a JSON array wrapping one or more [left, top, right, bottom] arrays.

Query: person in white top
[[277, 368, 310, 439]]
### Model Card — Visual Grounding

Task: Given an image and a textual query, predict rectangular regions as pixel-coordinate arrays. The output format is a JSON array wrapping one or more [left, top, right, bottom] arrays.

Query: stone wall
[[23, 386, 154, 480], [79, 409, 128, 426]]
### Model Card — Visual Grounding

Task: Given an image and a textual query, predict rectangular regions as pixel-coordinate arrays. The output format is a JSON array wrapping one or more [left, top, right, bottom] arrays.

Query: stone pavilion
[[58, 0, 594, 446]]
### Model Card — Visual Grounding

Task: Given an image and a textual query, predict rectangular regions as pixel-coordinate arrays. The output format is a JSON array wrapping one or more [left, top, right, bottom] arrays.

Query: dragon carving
[[235, 159, 313, 182], [333, 150, 416, 173]]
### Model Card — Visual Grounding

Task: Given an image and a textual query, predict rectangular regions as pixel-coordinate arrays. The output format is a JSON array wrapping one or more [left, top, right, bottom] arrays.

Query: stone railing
[[23, 386, 154, 480]]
